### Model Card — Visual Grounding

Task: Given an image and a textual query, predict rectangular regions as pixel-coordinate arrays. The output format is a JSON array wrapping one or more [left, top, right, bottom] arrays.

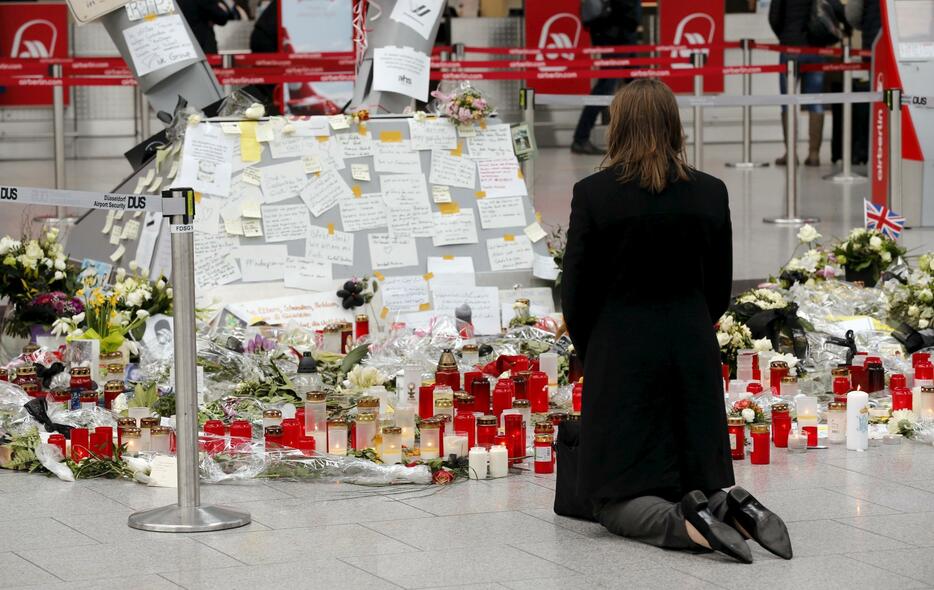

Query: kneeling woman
[[561, 79, 792, 564]]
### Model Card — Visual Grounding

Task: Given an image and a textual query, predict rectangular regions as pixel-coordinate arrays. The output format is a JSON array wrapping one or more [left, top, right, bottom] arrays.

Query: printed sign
[[524, 0, 591, 95], [0, 3, 69, 106], [659, 0, 725, 93]]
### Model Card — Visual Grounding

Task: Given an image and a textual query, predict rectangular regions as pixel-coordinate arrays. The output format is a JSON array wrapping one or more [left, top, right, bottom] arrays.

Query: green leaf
[[339, 344, 370, 379]]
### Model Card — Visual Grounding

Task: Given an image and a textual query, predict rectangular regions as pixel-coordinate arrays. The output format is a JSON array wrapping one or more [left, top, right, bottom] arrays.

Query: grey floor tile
[[16, 538, 239, 581], [0, 552, 61, 588], [193, 524, 413, 565], [731, 460, 881, 494], [162, 558, 402, 590], [520, 509, 610, 539], [515, 537, 665, 573], [2, 574, 180, 590], [825, 479, 934, 513], [836, 512, 934, 546], [821, 453, 934, 483], [397, 480, 556, 516], [53, 510, 269, 544], [850, 548, 934, 585], [675, 554, 926, 590], [79, 478, 293, 510], [0, 518, 98, 552], [228, 495, 431, 529], [504, 568, 724, 590], [782, 519, 915, 557], [0, 472, 86, 494], [366, 511, 586, 551], [341, 545, 577, 589], [423, 585, 508, 590], [745, 487, 897, 522], [0, 487, 131, 522]]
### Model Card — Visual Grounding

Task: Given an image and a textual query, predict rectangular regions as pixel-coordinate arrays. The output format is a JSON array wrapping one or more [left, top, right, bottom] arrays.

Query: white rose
[[717, 332, 731, 347], [116, 267, 126, 280], [54, 258, 66, 270], [53, 270, 64, 281], [850, 228, 867, 239], [129, 260, 138, 271], [111, 393, 128, 414], [136, 309, 150, 319], [156, 279, 166, 289], [870, 236, 883, 250], [166, 288, 173, 298], [753, 338, 773, 352], [882, 251, 892, 263], [920, 319, 930, 329], [741, 408, 756, 423], [797, 224, 821, 243], [909, 305, 920, 317]]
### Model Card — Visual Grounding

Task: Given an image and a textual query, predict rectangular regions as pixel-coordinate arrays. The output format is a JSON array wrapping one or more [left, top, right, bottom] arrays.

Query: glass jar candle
[[769, 361, 789, 394], [454, 410, 477, 449], [771, 402, 792, 448], [355, 313, 370, 341], [528, 371, 549, 414], [921, 386, 934, 421], [121, 427, 142, 456], [79, 390, 99, 410], [477, 415, 498, 447], [492, 379, 515, 420], [749, 423, 771, 465], [849, 363, 868, 392], [434, 398, 454, 420], [727, 416, 746, 460], [890, 373, 907, 391], [418, 383, 436, 420], [512, 374, 529, 401], [802, 425, 818, 447], [281, 418, 302, 448], [503, 413, 524, 464], [327, 419, 349, 455], [105, 363, 125, 384], [264, 425, 285, 449], [50, 389, 71, 410], [48, 433, 66, 458], [468, 447, 489, 480], [488, 444, 509, 478], [202, 419, 226, 454], [443, 431, 470, 459], [461, 344, 479, 367], [827, 401, 847, 443], [0, 368, 7, 382], [572, 381, 583, 413], [262, 409, 283, 429], [118, 416, 137, 430], [833, 376, 851, 404], [150, 426, 172, 454], [892, 386, 913, 411], [92, 426, 113, 458], [780, 376, 799, 398], [230, 420, 253, 449], [295, 436, 316, 456], [454, 392, 474, 414], [322, 324, 342, 354], [71, 427, 91, 462], [140, 416, 159, 451], [98, 351, 123, 378], [463, 370, 482, 395], [432, 384, 454, 406], [13, 365, 39, 391], [304, 391, 328, 450], [866, 358, 885, 393], [534, 433, 555, 474], [471, 378, 491, 416], [539, 352, 559, 386], [103, 380, 124, 410], [435, 366, 460, 391], [356, 395, 380, 419], [394, 405, 416, 450], [354, 412, 378, 450], [512, 398, 532, 447], [787, 429, 808, 453], [381, 426, 402, 463], [69, 367, 92, 392], [419, 420, 441, 460], [21, 383, 39, 398], [795, 396, 819, 429]]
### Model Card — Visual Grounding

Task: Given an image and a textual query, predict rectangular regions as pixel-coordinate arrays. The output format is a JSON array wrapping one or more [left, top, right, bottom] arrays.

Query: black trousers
[[597, 491, 730, 550]]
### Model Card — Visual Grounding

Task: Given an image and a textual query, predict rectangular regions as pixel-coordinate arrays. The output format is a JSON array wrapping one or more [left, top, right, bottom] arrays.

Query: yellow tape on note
[[379, 130, 403, 143], [475, 191, 486, 199], [437, 202, 460, 215], [352, 185, 363, 198], [442, 255, 454, 260], [504, 234, 515, 242], [380, 307, 389, 319], [239, 121, 262, 162], [450, 141, 463, 157], [419, 302, 431, 312], [327, 223, 335, 235], [423, 272, 434, 281], [373, 271, 385, 281]]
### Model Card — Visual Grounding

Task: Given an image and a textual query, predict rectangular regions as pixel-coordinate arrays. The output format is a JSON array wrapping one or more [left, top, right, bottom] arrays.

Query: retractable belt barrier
[[534, 91, 883, 108]]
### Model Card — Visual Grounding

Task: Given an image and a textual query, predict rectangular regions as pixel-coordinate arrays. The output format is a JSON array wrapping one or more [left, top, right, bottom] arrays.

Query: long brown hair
[[601, 79, 691, 193]]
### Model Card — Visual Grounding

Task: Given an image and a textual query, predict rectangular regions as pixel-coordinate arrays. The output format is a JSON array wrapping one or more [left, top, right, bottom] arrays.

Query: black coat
[[178, 0, 232, 54], [561, 167, 735, 509]]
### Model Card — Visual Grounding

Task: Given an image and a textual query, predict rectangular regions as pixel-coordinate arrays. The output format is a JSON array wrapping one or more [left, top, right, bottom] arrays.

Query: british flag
[[864, 200, 906, 239]]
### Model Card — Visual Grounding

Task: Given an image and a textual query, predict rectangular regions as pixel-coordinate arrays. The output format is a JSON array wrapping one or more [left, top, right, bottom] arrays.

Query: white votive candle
[[846, 390, 869, 451], [539, 352, 559, 385], [468, 447, 489, 480], [488, 445, 509, 478]]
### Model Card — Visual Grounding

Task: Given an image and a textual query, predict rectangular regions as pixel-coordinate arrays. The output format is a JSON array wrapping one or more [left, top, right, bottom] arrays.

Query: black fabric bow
[[336, 281, 364, 309], [826, 330, 858, 364], [740, 303, 809, 359], [34, 362, 65, 390], [23, 398, 73, 438], [892, 323, 934, 355]]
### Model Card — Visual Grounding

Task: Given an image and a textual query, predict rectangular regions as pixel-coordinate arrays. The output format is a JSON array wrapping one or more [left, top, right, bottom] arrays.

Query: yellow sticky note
[[380, 306, 389, 319], [442, 255, 454, 260], [327, 223, 335, 235], [352, 185, 363, 198], [475, 191, 487, 199], [423, 272, 434, 281], [438, 202, 460, 215], [379, 130, 403, 143], [419, 302, 432, 312], [504, 234, 516, 242], [239, 121, 262, 162], [450, 141, 463, 157], [373, 271, 385, 281]]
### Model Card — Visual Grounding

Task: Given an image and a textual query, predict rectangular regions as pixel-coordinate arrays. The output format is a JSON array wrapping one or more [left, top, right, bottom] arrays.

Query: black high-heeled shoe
[[681, 490, 753, 564], [726, 487, 793, 560]]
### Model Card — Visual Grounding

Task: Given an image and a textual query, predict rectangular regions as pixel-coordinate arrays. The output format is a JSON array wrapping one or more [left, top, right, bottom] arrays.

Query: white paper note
[[260, 160, 308, 204], [175, 123, 236, 197], [368, 233, 419, 270], [283, 256, 333, 291], [408, 118, 458, 151], [336, 132, 375, 159], [236, 245, 289, 282], [122, 15, 197, 77], [431, 185, 452, 203], [351, 163, 371, 182], [194, 233, 241, 290], [192, 197, 221, 235], [476, 157, 528, 198], [305, 225, 355, 266], [426, 256, 476, 287], [390, 0, 444, 39], [373, 140, 423, 174], [380, 275, 431, 312], [339, 193, 388, 232], [328, 115, 350, 130], [487, 236, 534, 271], [300, 168, 355, 217], [380, 174, 434, 237], [241, 167, 262, 186], [147, 455, 178, 488], [524, 221, 548, 243], [292, 117, 331, 137], [476, 196, 527, 229], [311, 137, 347, 170], [533, 253, 560, 280], [429, 150, 476, 189], [261, 204, 310, 242], [432, 209, 479, 246], [466, 124, 515, 159], [269, 134, 305, 159], [430, 285, 501, 335], [373, 46, 431, 101], [133, 212, 162, 272]]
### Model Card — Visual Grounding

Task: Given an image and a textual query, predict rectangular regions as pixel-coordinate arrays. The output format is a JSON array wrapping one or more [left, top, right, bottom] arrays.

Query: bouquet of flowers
[[0, 229, 79, 337], [430, 83, 494, 125], [716, 313, 772, 376], [729, 287, 809, 357], [885, 253, 934, 330], [833, 228, 906, 287], [113, 262, 173, 339], [12, 292, 84, 337], [729, 398, 768, 425], [887, 409, 918, 437], [775, 225, 838, 288]]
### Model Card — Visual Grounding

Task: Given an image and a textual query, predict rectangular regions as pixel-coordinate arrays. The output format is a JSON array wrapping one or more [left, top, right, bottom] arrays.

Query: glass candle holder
[[771, 402, 792, 448], [454, 392, 474, 414], [572, 381, 583, 413], [461, 344, 479, 367], [534, 433, 555, 474], [98, 351, 123, 379], [827, 401, 847, 443], [476, 415, 498, 448], [264, 425, 285, 449], [327, 419, 349, 455], [434, 398, 454, 420], [787, 429, 808, 453], [128, 406, 151, 421], [69, 367, 92, 392], [140, 416, 159, 451], [419, 383, 436, 420], [443, 431, 469, 459], [0, 368, 8, 382], [394, 405, 416, 450], [921, 386, 934, 421], [117, 417, 137, 430], [150, 426, 172, 454], [322, 324, 342, 353], [890, 373, 907, 391], [121, 427, 142, 456], [296, 436, 317, 456], [454, 411, 476, 449], [48, 433, 66, 458], [539, 352, 559, 385], [230, 420, 253, 449], [419, 420, 441, 460], [503, 413, 524, 464], [727, 416, 746, 460], [795, 395, 819, 429], [102, 380, 124, 410], [749, 423, 770, 465], [528, 371, 549, 413], [780, 376, 798, 398], [512, 398, 532, 447], [488, 444, 509, 478], [802, 425, 818, 447], [71, 427, 91, 462], [832, 376, 851, 404], [92, 426, 113, 458], [281, 418, 302, 448], [769, 361, 789, 394], [512, 374, 529, 401], [105, 363, 125, 384], [262, 409, 283, 429], [50, 389, 71, 410], [892, 386, 913, 411], [355, 412, 378, 450], [471, 378, 491, 416], [79, 390, 99, 410], [492, 379, 515, 420], [381, 426, 403, 464]]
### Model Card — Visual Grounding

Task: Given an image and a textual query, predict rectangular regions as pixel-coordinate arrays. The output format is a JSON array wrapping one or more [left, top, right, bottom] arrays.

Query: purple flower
[[244, 333, 277, 354]]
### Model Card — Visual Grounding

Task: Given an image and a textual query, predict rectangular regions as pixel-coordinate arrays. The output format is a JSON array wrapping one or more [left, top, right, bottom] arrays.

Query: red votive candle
[[746, 382, 764, 396], [771, 403, 792, 448], [464, 371, 483, 395], [727, 417, 746, 460], [472, 378, 491, 415], [890, 374, 907, 391], [849, 364, 867, 391], [893, 386, 913, 411], [435, 369, 460, 391], [296, 436, 316, 456], [915, 361, 934, 384], [281, 418, 302, 448], [802, 425, 818, 447], [476, 415, 498, 447], [203, 419, 226, 454], [913, 352, 931, 368], [71, 427, 90, 462], [264, 425, 285, 449], [833, 376, 851, 404], [769, 363, 789, 393], [749, 423, 770, 465], [529, 371, 549, 413], [48, 433, 66, 458], [295, 407, 307, 435], [534, 433, 554, 474], [454, 393, 474, 414], [419, 383, 436, 420], [454, 410, 476, 449], [722, 363, 731, 391], [230, 420, 253, 449], [504, 413, 524, 464], [493, 433, 508, 448], [513, 373, 529, 400], [93, 426, 113, 458], [492, 379, 515, 420], [572, 381, 583, 413]]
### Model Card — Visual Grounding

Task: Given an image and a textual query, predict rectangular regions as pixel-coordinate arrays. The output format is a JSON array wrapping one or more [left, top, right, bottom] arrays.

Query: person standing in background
[[178, 0, 235, 54], [845, 0, 881, 50], [571, 0, 642, 156]]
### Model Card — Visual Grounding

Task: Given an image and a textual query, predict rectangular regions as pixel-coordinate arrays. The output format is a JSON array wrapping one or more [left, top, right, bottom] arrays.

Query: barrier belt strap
[[0, 185, 186, 216], [534, 91, 884, 108]]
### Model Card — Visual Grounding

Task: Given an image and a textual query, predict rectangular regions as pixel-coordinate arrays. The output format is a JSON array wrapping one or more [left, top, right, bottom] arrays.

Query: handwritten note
[[122, 15, 197, 77], [408, 118, 458, 151], [234, 245, 289, 282], [336, 132, 375, 159], [292, 117, 331, 137], [192, 197, 221, 235], [261, 204, 310, 243], [432, 209, 479, 246], [300, 168, 355, 217], [339, 193, 388, 232], [368, 233, 420, 270], [373, 46, 431, 101], [430, 285, 501, 335], [283, 256, 333, 291], [351, 163, 371, 182], [175, 123, 235, 197], [466, 124, 515, 159], [380, 174, 433, 237], [533, 253, 560, 280], [194, 233, 241, 290], [431, 185, 452, 203], [429, 150, 476, 189], [476, 196, 527, 229], [306, 225, 354, 266], [427, 256, 476, 287], [476, 157, 527, 198], [487, 235, 534, 271], [373, 140, 422, 174], [260, 160, 308, 203], [379, 275, 431, 312], [306, 137, 346, 170], [269, 134, 305, 159], [227, 292, 353, 330]]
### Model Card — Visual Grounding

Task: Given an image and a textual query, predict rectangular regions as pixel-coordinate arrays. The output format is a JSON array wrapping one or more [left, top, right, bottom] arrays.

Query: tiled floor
[[2, 440, 934, 589]]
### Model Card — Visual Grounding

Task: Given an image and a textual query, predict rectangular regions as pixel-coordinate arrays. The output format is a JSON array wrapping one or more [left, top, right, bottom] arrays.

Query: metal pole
[[222, 53, 234, 96], [52, 64, 66, 193], [764, 59, 819, 224], [888, 88, 903, 215], [727, 39, 768, 168], [692, 52, 704, 170], [520, 87, 535, 203], [832, 36, 866, 184], [128, 188, 250, 533], [138, 87, 151, 142], [453, 43, 466, 61]]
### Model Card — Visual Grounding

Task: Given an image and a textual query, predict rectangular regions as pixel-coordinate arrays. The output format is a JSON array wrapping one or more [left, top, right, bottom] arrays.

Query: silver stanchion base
[[831, 174, 867, 184], [763, 216, 821, 225], [128, 504, 251, 533], [726, 161, 770, 169]]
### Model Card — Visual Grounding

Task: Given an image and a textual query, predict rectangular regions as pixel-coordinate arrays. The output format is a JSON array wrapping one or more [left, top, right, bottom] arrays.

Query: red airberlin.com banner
[[659, 0, 725, 93], [524, 0, 592, 95], [0, 2, 69, 106]]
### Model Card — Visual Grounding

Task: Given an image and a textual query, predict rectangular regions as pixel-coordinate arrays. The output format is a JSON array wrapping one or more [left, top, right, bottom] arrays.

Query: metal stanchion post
[[453, 43, 466, 61], [692, 52, 704, 170], [128, 188, 251, 534], [52, 64, 66, 192], [222, 53, 234, 96], [520, 87, 535, 203], [888, 88, 903, 215], [764, 59, 819, 224], [727, 39, 768, 169], [832, 36, 866, 184]]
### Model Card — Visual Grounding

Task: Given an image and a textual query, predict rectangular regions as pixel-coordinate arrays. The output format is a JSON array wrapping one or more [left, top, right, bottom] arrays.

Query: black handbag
[[806, 0, 844, 47], [554, 418, 596, 521]]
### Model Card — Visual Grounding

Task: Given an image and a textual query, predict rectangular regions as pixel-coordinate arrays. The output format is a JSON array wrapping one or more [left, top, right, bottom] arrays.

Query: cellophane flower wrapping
[[429, 82, 495, 125]]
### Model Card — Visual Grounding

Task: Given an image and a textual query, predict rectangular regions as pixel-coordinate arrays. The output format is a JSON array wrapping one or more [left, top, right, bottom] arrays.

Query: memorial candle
[[769, 361, 789, 394], [513, 373, 529, 401], [890, 373, 907, 392], [787, 429, 807, 453], [795, 395, 819, 429], [534, 433, 555, 474], [381, 426, 403, 464], [296, 436, 316, 456], [463, 370, 482, 395], [727, 417, 746, 460], [281, 418, 302, 448], [749, 423, 770, 465], [454, 410, 477, 449], [103, 381, 124, 410], [472, 377, 491, 415], [150, 426, 172, 454], [354, 413, 377, 450], [434, 398, 454, 420], [488, 444, 509, 478], [846, 390, 869, 451], [492, 378, 515, 420], [468, 447, 489, 479], [771, 403, 791, 448], [419, 383, 436, 420], [264, 425, 285, 449], [572, 380, 583, 413], [395, 405, 416, 449], [827, 401, 847, 443], [539, 352, 559, 385], [921, 386, 934, 421], [892, 386, 913, 411], [48, 433, 66, 458], [420, 420, 441, 460], [327, 419, 349, 455], [476, 415, 498, 447], [120, 427, 142, 456], [461, 344, 480, 367], [140, 416, 159, 451], [262, 409, 283, 429], [802, 425, 818, 447], [866, 357, 885, 393], [504, 413, 524, 464], [833, 376, 851, 404], [356, 395, 380, 418], [454, 392, 475, 414], [528, 371, 549, 413], [230, 420, 252, 449], [443, 432, 469, 458], [304, 391, 328, 440], [79, 390, 99, 410]]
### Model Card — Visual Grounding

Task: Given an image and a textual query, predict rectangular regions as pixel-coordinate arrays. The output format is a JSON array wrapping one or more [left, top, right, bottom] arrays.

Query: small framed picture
[[511, 123, 537, 162]]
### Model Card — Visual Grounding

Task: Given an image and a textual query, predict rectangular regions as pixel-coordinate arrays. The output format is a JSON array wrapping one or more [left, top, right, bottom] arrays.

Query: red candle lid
[[889, 374, 907, 389], [913, 352, 931, 367], [865, 357, 883, 365], [893, 386, 912, 396], [916, 361, 934, 380], [832, 376, 851, 394], [746, 382, 764, 394]]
